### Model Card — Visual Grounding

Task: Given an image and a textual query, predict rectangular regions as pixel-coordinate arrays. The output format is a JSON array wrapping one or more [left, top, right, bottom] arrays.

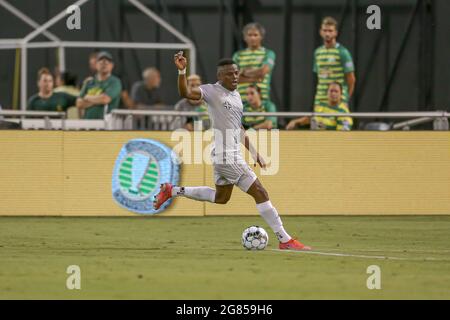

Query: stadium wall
[[0, 131, 449, 216]]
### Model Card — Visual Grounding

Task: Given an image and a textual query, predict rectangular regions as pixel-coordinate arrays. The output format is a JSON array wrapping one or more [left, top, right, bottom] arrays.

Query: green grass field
[[1, 216, 449, 299]]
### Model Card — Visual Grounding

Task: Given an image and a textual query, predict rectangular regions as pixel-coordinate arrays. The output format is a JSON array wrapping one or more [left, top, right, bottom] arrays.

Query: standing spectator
[[174, 74, 210, 131], [286, 82, 352, 131], [88, 51, 98, 76], [242, 84, 277, 130], [131, 67, 164, 108], [76, 51, 122, 119], [233, 22, 276, 105], [28, 68, 76, 112], [313, 17, 355, 105]]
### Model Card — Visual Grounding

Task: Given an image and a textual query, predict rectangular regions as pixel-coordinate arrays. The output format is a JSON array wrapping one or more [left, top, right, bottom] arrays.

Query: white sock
[[256, 201, 292, 243], [172, 186, 216, 203]]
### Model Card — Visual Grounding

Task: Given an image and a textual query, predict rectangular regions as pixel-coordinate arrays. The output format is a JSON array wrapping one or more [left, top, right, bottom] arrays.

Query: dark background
[[0, 0, 449, 113]]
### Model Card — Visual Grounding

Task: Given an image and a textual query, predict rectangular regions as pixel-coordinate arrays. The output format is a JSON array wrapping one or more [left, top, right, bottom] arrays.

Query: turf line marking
[[268, 249, 444, 261]]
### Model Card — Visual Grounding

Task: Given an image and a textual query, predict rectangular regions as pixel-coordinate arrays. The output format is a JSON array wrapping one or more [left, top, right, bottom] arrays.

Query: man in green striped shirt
[[232, 22, 276, 104], [313, 17, 356, 105]]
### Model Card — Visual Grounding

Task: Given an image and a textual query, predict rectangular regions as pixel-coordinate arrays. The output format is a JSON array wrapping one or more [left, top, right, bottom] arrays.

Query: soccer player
[[232, 22, 276, 104], [313, 17, 355, 105], [286, 82, 353, 130], [153, 51, 311, 251]]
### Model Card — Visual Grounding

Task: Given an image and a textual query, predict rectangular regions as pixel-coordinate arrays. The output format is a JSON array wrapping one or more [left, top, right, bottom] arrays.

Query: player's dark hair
[[248, 84, 262, 96], [217, 58, 237, 68]]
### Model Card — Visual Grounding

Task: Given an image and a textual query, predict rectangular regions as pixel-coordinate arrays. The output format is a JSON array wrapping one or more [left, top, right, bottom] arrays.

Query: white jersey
[[199, 82, 243, 161]]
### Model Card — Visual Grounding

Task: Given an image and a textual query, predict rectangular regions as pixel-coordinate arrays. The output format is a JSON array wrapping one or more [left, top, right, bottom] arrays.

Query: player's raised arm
[[174, 51, 202, 101]]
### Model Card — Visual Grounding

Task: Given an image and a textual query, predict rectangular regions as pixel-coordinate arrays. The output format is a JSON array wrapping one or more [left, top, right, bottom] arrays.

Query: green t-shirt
[[313, 43, 354, 105], [79, 75, 122, 119], [28, 92, 77, 112], [242, 100, 277, 129], [232, 47, 276, 102]]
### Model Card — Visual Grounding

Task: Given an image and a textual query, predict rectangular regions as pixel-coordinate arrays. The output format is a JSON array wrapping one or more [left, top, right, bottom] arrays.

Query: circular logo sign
[[112, 139, 180, 214]]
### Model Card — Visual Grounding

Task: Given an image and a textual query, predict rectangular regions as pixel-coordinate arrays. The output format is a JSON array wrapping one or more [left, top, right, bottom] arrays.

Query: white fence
[[1, 110, 449, 131]]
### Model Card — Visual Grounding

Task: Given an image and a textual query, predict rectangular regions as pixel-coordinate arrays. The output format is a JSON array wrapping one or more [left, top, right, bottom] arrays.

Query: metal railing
[[111, 109, 450, 131], [0, 110, 66, 130], [1, 110, 449, 131]]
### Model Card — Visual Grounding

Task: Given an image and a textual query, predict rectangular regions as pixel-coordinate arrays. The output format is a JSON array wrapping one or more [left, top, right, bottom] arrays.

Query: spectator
[[76, 51, 122, 119], [54, 71, 80, 96], [131, 67, 164, 108], [174, 74, 210, 131], [313, 16, 355, 105], [28, 68, 77, 112], [242, 84, 277, 130], [88, 51, 98, 76], [286, 82, 353, 131], [233, 22, 276, 105]]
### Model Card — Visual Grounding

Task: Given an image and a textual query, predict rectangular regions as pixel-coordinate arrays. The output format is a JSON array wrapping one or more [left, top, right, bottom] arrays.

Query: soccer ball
[[242, 226, 269, 250]]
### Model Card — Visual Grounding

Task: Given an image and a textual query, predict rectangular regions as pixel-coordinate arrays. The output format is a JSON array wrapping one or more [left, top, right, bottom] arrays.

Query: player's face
[[218, 64, 240, 91], [246, 87, 261, 107], [38, 74, 54, 93], [320, 25, 338, 43], [244, 28, 263, 49], [96, 58, 114, 75], [328, 84, 342, 103]]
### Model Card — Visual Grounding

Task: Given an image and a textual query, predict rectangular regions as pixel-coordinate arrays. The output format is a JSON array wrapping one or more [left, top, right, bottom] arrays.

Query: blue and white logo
[[112, 139, 180, 214]]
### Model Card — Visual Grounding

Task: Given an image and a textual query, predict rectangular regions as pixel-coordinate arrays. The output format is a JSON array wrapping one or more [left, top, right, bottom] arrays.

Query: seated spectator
[[286, 82, 353, 130], [54, 71, 80, 96], [28, 68, 77, 112], [76, 51, 122, 119], [174, 74, 210, 131], [242, 84, 277, 130], [131, 67, 164, 108]]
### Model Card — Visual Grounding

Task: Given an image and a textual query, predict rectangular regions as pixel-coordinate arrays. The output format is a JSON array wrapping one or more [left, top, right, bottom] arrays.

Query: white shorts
[[213, 160, 257, 192]]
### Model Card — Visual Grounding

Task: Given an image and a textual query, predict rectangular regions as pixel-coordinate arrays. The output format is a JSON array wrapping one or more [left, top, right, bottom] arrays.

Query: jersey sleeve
[[27, 96, 36, 110], [198, 84, 214, 105], [78, 83, 87, 98], [340, 47, 355, 73], [232, 51, 239, 66], [313, 49, 319, 73], [63, 93, 77, 108], [104, 78, 122, 100], [262, 49, 276, 71], [265, 101, 278, 128]]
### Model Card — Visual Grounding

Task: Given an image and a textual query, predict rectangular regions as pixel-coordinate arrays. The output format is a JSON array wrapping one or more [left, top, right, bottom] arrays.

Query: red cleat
[[153, 183, 173, 210], [279, 238, 312, 251]]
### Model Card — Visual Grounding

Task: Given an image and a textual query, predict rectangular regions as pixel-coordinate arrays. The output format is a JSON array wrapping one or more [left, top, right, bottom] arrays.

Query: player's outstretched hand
[[174, 51, 187, 70]]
